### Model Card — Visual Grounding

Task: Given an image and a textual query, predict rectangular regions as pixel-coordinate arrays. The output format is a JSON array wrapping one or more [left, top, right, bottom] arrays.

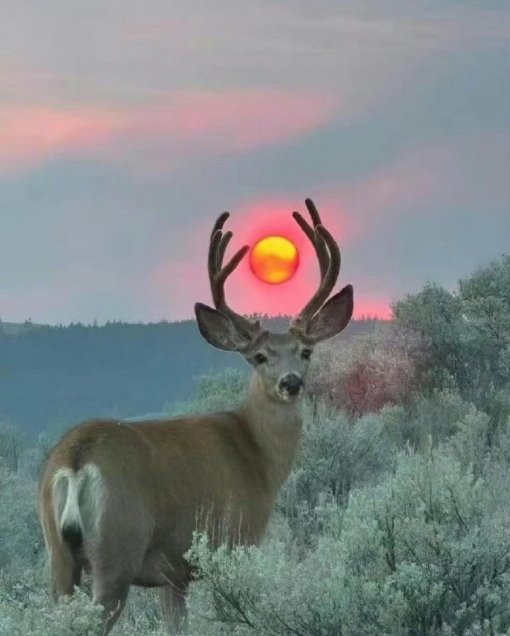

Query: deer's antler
[[291, 198, 341, 330], [208, 212, 260, 338]]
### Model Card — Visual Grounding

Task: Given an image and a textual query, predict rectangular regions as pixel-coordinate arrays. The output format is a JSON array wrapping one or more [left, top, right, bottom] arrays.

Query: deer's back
[[40, 413, 276, 552]]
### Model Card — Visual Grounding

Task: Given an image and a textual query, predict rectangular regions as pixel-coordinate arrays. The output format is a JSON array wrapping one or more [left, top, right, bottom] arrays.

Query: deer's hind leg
[[87, 514, 148, 634], [87, 538, 138, 634], [159, 582, 189, 634], [40, 504, 82, 599], [91, 573, 130, 635], [50, 542, 83, 599]]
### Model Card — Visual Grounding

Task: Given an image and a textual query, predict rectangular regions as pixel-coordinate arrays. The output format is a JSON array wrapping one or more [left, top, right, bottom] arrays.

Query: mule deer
[[38, 198, 353, 634]]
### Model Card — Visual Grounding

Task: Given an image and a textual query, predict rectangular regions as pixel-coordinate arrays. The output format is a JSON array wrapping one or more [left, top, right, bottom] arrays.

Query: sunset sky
[[1, 0, 509, 324]]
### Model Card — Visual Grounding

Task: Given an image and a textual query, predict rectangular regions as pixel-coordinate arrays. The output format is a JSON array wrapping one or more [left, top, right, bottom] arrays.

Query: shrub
[[392, 256, 510, 407], [381, 390, 483, 454], [280, 400, 398, 544], [0, 424, 23, 473], [164, 367, 247, 416], [187, 449, 510, 636], [0, 573, 103, 636], [309, 325, 422, 416], [0, 467, 43, 572]]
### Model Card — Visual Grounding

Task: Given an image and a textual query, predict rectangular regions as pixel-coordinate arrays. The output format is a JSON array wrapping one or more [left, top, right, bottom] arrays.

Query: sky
[[0, 0, 509, 324]]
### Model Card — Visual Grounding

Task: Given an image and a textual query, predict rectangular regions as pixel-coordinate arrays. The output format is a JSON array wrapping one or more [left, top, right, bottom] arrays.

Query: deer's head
[[196, 199, 353, 403]]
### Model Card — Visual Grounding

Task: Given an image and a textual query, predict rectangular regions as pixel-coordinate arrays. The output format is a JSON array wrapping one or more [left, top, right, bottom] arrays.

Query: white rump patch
[[52, 463, 104, 540]]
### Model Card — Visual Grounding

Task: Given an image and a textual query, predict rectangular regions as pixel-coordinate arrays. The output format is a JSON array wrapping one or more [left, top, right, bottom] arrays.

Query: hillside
[[0, 315, 381, 438]]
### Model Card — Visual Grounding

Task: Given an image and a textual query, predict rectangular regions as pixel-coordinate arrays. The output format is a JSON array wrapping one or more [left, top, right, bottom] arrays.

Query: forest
[[0, 254, 509, 635]]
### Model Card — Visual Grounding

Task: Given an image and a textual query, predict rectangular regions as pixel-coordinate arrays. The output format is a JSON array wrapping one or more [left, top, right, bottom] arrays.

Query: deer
[[38, 198, 354, 634]]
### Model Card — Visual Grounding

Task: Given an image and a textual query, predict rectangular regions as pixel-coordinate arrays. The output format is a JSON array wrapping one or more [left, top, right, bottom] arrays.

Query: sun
[[250, 236, 299, 284]]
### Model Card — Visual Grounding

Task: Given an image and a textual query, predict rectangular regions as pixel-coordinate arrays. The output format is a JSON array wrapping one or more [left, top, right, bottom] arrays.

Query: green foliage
[[0, 467, 43, 573], [0, 424, 23, 473], [18, 432, 53, 481], [392, 282, 466, 392], [382, 390, 482, 453], [280, 400, 399, 544], [165, 367, 248, 416], [0, 573, 103, 636], [0, 571, 169, 636], [393, 256, 510, 400], [188, 449, 510, 636]]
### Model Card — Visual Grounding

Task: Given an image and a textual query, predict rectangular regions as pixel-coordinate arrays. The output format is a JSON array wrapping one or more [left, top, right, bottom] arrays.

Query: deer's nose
[[279, 373, 304, 395]]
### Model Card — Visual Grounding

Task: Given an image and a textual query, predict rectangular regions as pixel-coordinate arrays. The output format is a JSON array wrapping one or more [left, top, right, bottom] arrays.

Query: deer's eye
[[254, 353, 268, 365], [301, 349, 312, 361]]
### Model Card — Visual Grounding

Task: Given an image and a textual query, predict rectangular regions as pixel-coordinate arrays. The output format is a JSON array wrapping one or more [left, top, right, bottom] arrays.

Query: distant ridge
[[0, 320, 45, 335], [0, 314, 386, 333], [0, 316, 383, 439]]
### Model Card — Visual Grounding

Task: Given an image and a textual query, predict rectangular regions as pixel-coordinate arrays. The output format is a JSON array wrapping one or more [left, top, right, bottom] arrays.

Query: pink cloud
[[132, 91, 337, 146], [0, 107, 122, 172], [0, 90, 338, 174]]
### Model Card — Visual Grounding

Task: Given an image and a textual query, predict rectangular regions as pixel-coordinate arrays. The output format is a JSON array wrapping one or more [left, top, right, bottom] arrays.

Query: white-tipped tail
[[52, 464, 103, 549]]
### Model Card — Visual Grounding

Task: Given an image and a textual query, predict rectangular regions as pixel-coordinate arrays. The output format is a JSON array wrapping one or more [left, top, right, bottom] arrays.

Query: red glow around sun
[[250, 236, 299, 284]]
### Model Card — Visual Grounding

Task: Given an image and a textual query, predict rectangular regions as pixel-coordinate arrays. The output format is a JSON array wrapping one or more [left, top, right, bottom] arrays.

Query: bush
[[0, 573, 103, 636], [0, 467, 43, 572], [310, 325, 422, 416], [187, 449, 510, 636], [280, 400, 398, 544], [164, 367, 247, 417], [0, 424, 23, 473], [0, 570, 173, 636], [380, 390, 484, 454], [393, 257, 510, 403]]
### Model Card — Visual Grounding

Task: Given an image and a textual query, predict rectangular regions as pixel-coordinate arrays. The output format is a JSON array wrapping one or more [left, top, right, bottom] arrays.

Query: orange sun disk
[[250, 236, 299, 284]]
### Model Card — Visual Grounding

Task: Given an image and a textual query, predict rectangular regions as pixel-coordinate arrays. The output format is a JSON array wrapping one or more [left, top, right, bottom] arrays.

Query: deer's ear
[[195, 303, 251, 352], [306, 285, 354, 343]]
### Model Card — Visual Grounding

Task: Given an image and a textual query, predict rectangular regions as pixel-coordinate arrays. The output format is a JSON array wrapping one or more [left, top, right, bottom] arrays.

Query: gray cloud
[[0, 0, 508, 323]]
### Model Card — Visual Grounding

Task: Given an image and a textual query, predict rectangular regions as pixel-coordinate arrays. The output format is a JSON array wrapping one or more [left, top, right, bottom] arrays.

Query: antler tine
[[208, 229, 223, 281], [211, 211, 230, 240], [209, 211, 230, 274], [217, 230, 233, 269], [292, 213, 329, 279], [207, 213, 260, 338], [292, 198, 341, 329]]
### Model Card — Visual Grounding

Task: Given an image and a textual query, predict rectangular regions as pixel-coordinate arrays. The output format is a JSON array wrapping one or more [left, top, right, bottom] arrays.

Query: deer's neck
[[238, 374, 303, 488]]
